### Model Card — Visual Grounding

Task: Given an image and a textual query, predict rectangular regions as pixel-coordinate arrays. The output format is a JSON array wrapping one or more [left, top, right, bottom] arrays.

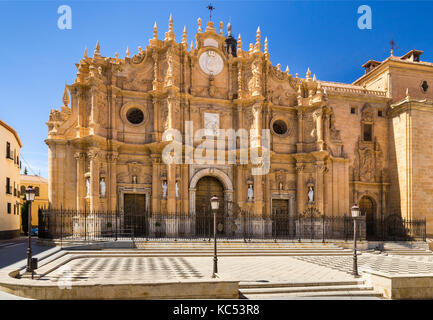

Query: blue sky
[[0, 0, 432, 179]]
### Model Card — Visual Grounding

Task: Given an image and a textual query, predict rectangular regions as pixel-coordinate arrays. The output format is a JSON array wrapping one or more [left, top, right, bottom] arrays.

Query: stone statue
[[86, 178, 90, 197], [308, 186, 314, 203], [162, 181, 167, 198], [248, 184, 254, 201], [99, 178, 106, 197]]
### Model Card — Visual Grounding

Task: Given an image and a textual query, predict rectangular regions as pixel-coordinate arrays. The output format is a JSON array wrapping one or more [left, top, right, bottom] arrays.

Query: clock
[[199, 50, 224, 76]]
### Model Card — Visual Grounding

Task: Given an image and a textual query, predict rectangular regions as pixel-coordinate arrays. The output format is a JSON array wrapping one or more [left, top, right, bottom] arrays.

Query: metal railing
[[38, 209, 426, 242]]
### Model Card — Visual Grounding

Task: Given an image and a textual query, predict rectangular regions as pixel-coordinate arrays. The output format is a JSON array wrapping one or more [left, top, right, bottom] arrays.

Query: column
[[74, 151, 86, 210], [87, 148, 99, 212], [152, 97, 160, 141], [296, 163, 305, 215], [296, 111, 304, 153], [106, 151, 118, 212], [315, 161, 325, 214], [151, 154, 161, 214]]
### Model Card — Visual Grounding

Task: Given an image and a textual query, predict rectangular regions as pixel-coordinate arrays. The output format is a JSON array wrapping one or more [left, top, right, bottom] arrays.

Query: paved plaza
[[294, 253, 433, 275], [40, 256, 356, 284]]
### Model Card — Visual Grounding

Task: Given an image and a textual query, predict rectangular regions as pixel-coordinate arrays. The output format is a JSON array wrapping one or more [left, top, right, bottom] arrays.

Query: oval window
[[272, 120, 288, 135], [126, 108, 144, 125]]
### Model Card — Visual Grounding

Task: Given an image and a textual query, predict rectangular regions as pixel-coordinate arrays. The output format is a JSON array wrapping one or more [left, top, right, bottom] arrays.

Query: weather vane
[[206, 3, 215, 21], [390, 35, 398, 56]]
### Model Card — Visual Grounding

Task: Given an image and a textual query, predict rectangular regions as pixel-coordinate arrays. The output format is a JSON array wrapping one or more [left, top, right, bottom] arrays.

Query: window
[[363, 124, 373, 142], [7, 203, 11, 214], [35, 187, 40, 197], [272, 120, 288, 136], [6, 177, 11, 194], [13, 182, 16, 197], [350, 107, 356, 114], [422, 81, 429, 93], [378, 110, 383, 117], [126, 108, 144, 125], [6, 142, 11, 159]]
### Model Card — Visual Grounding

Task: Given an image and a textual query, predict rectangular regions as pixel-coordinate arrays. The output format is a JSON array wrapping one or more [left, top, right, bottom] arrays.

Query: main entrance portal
[[360, 196, 375, 239], [195, 176, 225, 236], [124, 193, 146, 236]]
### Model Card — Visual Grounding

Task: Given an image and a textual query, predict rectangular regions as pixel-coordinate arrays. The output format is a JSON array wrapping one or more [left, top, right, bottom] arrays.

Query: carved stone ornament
[[199, 50, 224, 76]]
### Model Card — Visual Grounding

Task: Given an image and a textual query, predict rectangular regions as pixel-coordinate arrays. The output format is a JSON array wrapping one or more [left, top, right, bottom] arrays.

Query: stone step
[[242, 290, 383, 299], [239, 284, 375, 295], [239, 280, 363, 289]]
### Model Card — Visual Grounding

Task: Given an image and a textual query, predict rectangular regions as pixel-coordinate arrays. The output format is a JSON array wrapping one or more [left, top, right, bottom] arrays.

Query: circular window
[[126, 108, 144, 125], [272, 120, 288, 136]]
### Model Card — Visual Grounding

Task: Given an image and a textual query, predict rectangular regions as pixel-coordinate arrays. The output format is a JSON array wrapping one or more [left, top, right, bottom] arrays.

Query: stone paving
[[294, 253, 433, 274], [39, 256, 355, 284]]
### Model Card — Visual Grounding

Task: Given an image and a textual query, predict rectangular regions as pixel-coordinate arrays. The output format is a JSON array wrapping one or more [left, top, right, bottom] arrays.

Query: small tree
[[21, 200, 29, 235], [23, 167, 28, 175]]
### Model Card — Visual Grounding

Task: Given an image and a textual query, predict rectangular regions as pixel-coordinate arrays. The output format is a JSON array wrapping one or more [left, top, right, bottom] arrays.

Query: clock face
[[199, 50, 224, 76]]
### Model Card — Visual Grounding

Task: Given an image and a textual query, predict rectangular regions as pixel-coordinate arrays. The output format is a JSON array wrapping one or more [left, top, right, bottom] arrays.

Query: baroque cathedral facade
[[46, 16, 433, 236]]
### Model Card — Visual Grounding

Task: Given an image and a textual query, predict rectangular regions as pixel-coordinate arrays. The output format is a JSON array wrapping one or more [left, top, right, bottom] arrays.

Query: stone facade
[[19, 174, 48, 229], [46, 17, 433, 236]]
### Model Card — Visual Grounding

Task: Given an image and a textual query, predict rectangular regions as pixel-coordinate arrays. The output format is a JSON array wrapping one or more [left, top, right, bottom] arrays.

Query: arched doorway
[[195, 176, 225, 236], [359, 196, 376, 239]]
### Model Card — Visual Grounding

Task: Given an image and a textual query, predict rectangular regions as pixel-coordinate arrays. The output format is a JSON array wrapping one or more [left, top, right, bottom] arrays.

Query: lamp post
[[210, 195, 219, 278], [25, 186, 36, 274], [351, 204, 361, 277]]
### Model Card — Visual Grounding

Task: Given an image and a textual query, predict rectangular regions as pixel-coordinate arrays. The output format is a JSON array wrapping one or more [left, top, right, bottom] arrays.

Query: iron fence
[[38, 209, 426, 242]]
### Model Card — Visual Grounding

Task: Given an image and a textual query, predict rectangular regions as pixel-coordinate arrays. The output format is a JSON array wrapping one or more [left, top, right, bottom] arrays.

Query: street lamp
[[351, 204, 361, 277], [210, 195, 219, 278], [25, 186, 36, 274]]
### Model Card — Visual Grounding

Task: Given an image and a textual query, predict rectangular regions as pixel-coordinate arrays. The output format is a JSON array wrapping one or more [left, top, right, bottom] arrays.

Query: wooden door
[[195, 176, 225, 235]]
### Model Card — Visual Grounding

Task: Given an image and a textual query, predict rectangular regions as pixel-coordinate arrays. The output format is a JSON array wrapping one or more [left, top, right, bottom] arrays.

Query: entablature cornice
[[389, 98, 433, 116]]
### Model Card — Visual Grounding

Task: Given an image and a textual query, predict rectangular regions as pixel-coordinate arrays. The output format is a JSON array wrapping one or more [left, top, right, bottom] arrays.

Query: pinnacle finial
[[227, 22, 232, 37], [255, 26, 261, 51], [182, 25, 187, 44], [264, 37, 269, 59], [62, 81, 69, 106], [169, 13, 173, 32], [164, 14, 176, 41], [285, 65, 289, 73], [94, 40, 100, 56], [126, 47, 130, 58], [190, 41, 194, 51], [153, 22, 158, 39], [138, 46, 142, 54], [313, 74, 316, 81], [115, 52, 119, 63], [237, 34, 242, 50], [249, 43, 253, 52], [84, 47, 88, 59], [306, 67, 311, 78], [219, 21, 223, 35], [197, 18, 202, 33]]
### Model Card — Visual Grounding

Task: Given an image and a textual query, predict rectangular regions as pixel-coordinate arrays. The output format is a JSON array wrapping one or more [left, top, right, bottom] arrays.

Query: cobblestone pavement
[[294, 253, 433, 274], [40, 256, 354, 283]]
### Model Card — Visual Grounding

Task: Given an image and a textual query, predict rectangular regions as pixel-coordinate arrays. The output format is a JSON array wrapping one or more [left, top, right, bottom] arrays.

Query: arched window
[[35, 187, 40, 197]]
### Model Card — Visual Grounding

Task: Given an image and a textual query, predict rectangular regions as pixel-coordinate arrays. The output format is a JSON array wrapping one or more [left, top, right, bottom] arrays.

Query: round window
[[126, 108, 144, 125], [272, 120, 288, 135]]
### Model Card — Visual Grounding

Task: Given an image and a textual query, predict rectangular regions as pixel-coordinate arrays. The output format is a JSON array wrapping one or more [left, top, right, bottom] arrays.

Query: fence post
[[84, 206, 87, 243], [116, 210, 118, 241], [60, 205, 63, 248], [322, 215, 325, 243]]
